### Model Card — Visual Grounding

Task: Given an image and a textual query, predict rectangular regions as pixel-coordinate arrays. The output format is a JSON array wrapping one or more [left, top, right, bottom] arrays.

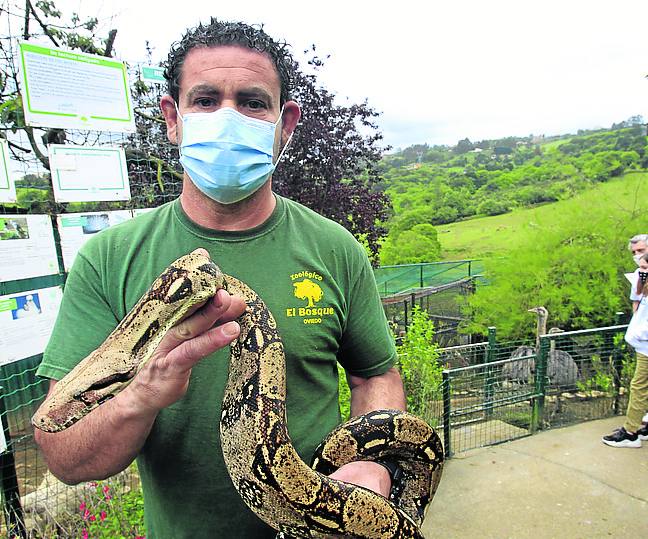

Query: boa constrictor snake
[[33, 249, 444, 538]]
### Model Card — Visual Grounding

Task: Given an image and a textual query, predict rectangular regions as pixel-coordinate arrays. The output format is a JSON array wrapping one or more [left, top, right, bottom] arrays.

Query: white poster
[[0, 214, 59, 281], [0, 286, 63, 366], [49, 145, 131, 203], [19, 42, 135, 132], [57, 210, 132, 270], [0, 140, 17, 204]]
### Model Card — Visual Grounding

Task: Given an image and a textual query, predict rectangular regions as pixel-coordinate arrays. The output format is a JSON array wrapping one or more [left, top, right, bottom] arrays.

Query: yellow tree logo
[[293, 278, 323, 307]]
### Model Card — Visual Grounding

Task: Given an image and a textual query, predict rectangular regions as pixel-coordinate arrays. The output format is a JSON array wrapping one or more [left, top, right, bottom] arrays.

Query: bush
[[397, 307, 443, 419], [68, 478, 146, 539]]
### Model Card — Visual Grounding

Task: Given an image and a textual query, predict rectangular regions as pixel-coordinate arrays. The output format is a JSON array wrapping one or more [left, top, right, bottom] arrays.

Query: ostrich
[[503, 307, 578, 387], [502, 307, 545, 384]]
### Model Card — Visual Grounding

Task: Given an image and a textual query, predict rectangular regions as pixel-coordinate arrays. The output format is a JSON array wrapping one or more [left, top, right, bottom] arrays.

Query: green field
[[437, 171, 647, 260]]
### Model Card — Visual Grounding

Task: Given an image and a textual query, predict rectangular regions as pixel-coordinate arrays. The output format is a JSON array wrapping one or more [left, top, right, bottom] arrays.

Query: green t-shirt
[[38, 195, 397, 539]]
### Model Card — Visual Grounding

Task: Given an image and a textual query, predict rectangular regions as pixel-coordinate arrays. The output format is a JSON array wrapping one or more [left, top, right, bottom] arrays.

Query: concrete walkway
[[422, 417, 648, 538]]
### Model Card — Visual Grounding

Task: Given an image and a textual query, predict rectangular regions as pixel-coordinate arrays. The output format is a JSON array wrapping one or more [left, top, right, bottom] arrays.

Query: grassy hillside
[[437, 171, 647, 260]]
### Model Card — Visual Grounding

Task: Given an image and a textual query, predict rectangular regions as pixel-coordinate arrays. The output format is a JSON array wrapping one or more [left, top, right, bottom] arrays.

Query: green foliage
[[337, 363, 351, 422], [380, 223, 441, 265], [576, 355, 614, 395], [69, 479, 146, 539], [462, 173, 648, 340], [396, 307, 443, 418], [379, 122, 646, 260]]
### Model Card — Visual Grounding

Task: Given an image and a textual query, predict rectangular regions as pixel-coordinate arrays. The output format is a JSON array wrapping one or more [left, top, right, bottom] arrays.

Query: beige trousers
[[624, 352, 648, 433]]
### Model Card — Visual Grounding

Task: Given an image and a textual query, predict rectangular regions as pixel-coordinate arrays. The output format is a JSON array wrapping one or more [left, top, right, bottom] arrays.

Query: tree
[[272, 50, 391, 264], [454, 138, 474, 154], [380, 223, 441, 265]]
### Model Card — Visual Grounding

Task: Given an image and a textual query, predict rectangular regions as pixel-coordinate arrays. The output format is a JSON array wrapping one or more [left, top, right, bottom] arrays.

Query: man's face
[[161, 45, 299, 152], [631, 240, 647, 257]]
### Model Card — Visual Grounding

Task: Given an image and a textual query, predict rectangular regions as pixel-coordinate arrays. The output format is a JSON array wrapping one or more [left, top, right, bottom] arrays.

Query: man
[[34, 19, 405, 538], [627, 234, 648, 312]]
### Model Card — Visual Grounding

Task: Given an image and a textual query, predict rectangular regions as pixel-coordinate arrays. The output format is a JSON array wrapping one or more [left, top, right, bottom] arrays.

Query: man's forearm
[[348, 367, 406, 417], [34, 381, 158, 484]]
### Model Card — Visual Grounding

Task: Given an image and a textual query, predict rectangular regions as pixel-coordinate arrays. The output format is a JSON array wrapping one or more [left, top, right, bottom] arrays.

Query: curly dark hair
[[163, 18, 296, 105]]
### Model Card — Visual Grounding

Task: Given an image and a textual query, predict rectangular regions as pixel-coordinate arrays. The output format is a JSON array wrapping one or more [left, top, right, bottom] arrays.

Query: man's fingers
[[163, 321, 241, 371], [160, 290, 245, 351]]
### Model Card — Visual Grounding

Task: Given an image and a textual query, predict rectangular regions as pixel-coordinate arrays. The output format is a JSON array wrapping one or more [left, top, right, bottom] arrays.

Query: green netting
[[374, 260, 484, 297]]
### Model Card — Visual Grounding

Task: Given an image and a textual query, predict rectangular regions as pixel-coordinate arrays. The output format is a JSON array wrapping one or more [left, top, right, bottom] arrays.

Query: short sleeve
[[37, 252, 119, 380], [630, 271, 643, 301], [337, 252, 397, 377]]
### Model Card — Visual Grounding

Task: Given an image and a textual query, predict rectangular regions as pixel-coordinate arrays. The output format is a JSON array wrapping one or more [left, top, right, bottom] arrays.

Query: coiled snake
[[33, 249, 444, 538]]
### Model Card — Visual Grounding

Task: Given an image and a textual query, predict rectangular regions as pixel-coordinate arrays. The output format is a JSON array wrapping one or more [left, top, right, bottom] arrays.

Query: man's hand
[[329, 460, 391, 498], [34, 288, 247, 485], [124, 288, 247, 414]]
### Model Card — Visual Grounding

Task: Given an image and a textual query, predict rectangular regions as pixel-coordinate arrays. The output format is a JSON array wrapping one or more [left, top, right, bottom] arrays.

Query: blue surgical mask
[[176, 106, 291, 204]]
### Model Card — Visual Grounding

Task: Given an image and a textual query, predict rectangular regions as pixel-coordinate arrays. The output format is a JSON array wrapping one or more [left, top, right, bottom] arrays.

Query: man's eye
[[196, 98, 215, 107], [247, 100, 266, 110]]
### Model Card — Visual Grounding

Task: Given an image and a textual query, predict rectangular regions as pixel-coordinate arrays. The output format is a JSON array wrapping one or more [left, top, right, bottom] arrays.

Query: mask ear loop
[[174, 101, 184, 122], [273, 106, 295, 166]]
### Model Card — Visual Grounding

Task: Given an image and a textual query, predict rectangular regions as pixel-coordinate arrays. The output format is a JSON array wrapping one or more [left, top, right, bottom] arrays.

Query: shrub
[[397, 307, 443, 419]]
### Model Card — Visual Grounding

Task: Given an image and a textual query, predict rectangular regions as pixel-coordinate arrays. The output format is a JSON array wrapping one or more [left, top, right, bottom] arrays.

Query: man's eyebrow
[[237, 87, 274, 105], [185, 84, 220, 102]]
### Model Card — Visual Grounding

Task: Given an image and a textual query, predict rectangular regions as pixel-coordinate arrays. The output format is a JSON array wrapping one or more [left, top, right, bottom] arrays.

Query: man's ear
[[280, 101, 301, 145], [160, 95, 179, 144]]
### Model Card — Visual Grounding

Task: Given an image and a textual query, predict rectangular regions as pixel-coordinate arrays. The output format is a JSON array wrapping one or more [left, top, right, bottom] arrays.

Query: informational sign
[[49, 145, 131, 202], [57, 210, 132, 270], [18, 42, 135, 132], [141, 65, 166, 85], [0, 286, 63, 366], [0, 214, 59, 281], [0, 140, 17, 204]]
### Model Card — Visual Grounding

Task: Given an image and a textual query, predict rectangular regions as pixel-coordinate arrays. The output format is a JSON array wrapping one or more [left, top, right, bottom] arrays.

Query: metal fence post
[[531, 336, 549, 433], [442, 370, 452, 458], [611, 311, 625, 414], [484, 327, 496, 419], [0, 388, 26, 539]]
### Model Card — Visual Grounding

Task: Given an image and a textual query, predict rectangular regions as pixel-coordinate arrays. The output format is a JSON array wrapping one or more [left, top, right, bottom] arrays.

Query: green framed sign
[[19, 42, 135, 132]]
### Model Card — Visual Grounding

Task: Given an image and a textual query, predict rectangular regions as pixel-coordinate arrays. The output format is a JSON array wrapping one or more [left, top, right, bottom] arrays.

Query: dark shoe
[[637, 424, 648, 442], [602, 427, 641, 448]]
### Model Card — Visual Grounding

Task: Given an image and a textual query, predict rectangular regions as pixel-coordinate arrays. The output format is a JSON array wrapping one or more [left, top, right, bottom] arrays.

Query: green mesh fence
[[374, 260, 484, 298], [434, 324, 631, 456]]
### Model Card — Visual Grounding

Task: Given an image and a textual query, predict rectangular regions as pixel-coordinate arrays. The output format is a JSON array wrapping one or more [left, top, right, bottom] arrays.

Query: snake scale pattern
[[33, 249, 444, 538]]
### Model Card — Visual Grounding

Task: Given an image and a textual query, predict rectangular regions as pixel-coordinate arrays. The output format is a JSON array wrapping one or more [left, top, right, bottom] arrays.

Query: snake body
[[33, 249, 444, 538]]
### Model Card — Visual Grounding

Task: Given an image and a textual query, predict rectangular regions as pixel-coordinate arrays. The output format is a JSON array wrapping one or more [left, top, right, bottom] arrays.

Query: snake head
[[32, 249, 225, 433]]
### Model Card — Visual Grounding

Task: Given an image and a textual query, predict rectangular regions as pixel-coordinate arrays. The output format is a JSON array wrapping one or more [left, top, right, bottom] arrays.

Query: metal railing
[[437, 323, 631, 457]]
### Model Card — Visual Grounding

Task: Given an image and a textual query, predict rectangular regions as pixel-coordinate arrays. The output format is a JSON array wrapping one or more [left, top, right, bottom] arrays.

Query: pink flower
[[89, 514, 96, 521], [102, 485, 112, 501], [83, 508, 91, 520], [100, 511, 107, 521], [81, 529, 88, 539], [79, 502, 86, 512], [135, 536, 146, 539]]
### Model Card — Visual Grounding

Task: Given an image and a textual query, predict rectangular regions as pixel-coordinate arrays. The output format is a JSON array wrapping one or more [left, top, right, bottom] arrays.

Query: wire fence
[[434, 324, 632, 457]]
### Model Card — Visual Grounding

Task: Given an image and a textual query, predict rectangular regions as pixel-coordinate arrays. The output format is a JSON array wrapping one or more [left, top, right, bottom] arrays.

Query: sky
[[27, 0, 648, 150]]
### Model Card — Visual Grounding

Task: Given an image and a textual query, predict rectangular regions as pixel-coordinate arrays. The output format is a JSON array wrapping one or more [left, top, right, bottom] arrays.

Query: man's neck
[[180, 178, 276, 231]]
